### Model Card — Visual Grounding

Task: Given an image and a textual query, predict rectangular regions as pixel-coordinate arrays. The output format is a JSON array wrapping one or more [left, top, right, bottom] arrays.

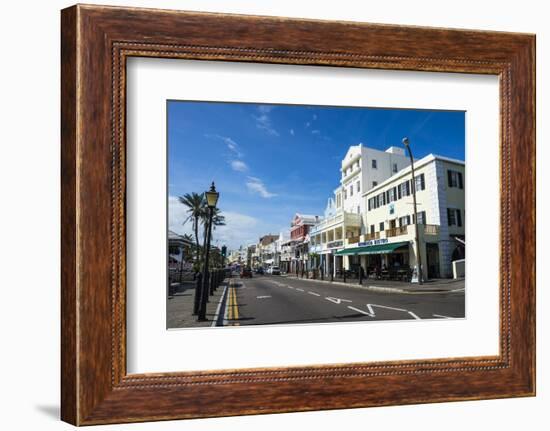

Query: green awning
[[334, 241, 409, 256]]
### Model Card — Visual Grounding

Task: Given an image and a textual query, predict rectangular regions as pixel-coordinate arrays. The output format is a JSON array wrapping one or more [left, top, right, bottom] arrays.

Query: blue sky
[[168, 101, 465, 250]]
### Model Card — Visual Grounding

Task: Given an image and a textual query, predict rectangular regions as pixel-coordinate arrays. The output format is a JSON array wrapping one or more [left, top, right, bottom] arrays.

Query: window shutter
[[397, 184, 402, 199], [447, 170, 453, 187], [447, 208, 452, 226], [457, 209, 462, 227], [458, 172, 463, 189], [421, 174, 425, 190]]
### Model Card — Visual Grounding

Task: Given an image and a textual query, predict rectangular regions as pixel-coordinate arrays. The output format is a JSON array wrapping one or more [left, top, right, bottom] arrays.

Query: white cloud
[[206, 134, 243, 158], [305, 121, 311, 128], [168, 195, 261, 249], [311, 129, 320, 135], [230, 160, 248, 172], [246, 176, 277, 198], [290, 128, 295, 136], [258, 105, 273, 113], [312, 114, 318, 120], [253, 113, 279, 136]]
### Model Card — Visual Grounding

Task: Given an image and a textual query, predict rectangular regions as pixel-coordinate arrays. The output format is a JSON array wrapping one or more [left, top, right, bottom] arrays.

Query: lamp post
[[402, 137, 423, 285], [198, 182, 220, 321]]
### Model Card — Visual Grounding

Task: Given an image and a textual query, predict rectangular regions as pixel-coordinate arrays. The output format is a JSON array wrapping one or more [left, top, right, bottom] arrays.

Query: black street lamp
[[198, 182, 220, 321], [402, 137, 423, 285]]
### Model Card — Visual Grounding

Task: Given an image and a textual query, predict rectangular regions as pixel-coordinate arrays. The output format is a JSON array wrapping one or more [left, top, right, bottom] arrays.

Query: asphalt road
[[223, 274, 465, 326]]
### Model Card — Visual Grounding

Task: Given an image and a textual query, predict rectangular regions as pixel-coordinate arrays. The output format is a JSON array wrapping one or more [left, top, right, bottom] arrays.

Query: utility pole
[[402, 137, 423, 285]]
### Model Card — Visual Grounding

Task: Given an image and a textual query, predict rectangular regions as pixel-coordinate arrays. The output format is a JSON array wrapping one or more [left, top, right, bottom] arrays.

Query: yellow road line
[[232, 285, 240, 325], [226, 281, 240, 326]]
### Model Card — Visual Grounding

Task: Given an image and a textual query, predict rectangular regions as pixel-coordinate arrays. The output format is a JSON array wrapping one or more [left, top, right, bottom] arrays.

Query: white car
[[268, 266, 281, 275]]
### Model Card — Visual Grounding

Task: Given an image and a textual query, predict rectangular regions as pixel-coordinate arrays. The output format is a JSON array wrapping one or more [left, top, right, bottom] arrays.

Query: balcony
[[363, 232, 380, 241], [386, 226, 408, 237], [346, 235, 361, 246], [423, 224, 439, 235], [310, 210, 361, 234]]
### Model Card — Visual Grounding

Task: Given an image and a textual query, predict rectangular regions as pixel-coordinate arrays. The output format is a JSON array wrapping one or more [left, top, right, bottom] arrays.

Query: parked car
[[268, 266, 281, 275], [255, 267, 265, 275], [240, 267, 253, 278]]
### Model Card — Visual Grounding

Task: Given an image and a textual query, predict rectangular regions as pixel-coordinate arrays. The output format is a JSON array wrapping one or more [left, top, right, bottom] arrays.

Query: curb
[[280, 275, 462, 295]]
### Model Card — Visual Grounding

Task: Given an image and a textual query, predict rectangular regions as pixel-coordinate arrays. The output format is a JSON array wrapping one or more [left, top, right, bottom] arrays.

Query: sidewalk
[[280, 273, 465, 294], [167, 279, 229, 328]]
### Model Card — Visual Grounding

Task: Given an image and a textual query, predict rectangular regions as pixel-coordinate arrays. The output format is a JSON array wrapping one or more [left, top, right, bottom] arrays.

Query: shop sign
[[327, 240, 343, 248], [358, 238, 389, 247]]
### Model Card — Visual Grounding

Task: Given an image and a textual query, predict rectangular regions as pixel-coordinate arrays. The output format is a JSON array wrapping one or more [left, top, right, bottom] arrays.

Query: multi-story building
[[275, 230, 290, 269], [258, 234, 279, 268], [309, 144, 411, 276], [334, 154, 465, 280], [288, 213, 322, 273]]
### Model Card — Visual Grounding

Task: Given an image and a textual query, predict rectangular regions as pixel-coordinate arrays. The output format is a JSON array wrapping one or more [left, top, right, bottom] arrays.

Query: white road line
[[433, 313, 455, 319], [346, 303, 421, 320], [347, 306, 374, 317], [308, 291, 320, 296], [287, 286, 294, 289], [256, 295, 271, 299], [296, 288, 304, 292], [365, 303, 421, 320], [325, 296, 352, 304], [212, 285, 229, 327]]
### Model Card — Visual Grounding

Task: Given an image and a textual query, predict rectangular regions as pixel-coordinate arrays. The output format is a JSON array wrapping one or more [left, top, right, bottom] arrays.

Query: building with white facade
[[334, 154, 465, 280], [309, 144, 411, 276]]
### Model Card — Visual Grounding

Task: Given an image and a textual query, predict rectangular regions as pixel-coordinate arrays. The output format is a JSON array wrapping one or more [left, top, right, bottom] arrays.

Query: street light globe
[[205, 182, 219, 208], [402, 137, 410, 146]]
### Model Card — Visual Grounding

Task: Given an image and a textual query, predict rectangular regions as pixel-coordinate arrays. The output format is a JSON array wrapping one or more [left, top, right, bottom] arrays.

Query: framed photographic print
[[61, 4, 535, 425]]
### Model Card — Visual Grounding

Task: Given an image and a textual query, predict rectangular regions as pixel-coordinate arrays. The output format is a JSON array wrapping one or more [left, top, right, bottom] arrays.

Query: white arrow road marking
[[308, 291, 320, 297], [347, 304, 421, 320], [256, 295, 271, 299], [325, 296, 352, 304]]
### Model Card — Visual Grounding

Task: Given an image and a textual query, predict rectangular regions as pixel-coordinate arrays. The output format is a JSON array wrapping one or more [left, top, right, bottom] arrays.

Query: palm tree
[[200, 207, 226, 264], [178, 192, 205, 264]]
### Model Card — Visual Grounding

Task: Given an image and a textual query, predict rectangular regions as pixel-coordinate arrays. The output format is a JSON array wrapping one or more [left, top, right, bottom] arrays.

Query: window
[[344, 189, 347, 199], [350, 184, 353, 196], [387, 187, 397, 203], [372, 159, 377, 169], [370, 224, 375, 234], [392, 163, 398, 173], [372, 181, 377, 188], [379, 222, 385, 231], [336, 193, 341, 207], [448, 169, 464, 189], [356, 181, 360, 193], [415, 210, 426, 225], [357, 206, 360, 214], [415, 173, 426, 191], [399, 215, 411, 227], [447, 208, 462, 227]]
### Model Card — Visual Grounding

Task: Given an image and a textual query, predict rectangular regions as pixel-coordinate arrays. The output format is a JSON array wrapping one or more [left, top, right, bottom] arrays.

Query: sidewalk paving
[[280, 273, 465, 294], [167, 279, 229, 329]]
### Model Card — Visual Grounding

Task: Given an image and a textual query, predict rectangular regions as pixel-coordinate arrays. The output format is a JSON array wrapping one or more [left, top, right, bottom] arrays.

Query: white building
[[335, 154, 465, 280], [309, 144, 411, 276]]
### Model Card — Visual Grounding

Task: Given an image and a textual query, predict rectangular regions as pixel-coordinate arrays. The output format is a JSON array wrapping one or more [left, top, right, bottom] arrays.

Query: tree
[[200, 207, 226, 265], [178, 192, 205, 265]]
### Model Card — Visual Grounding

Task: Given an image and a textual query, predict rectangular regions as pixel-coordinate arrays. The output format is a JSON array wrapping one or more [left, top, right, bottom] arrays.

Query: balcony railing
[[346, 235, 361, 245], [423, 224, 439, 235], [363, 232, 380, 241], [386, 226, 408, 237]]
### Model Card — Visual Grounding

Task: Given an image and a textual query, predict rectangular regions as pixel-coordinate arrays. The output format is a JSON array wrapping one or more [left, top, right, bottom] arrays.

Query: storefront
[[335, 241, 410, 274]]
